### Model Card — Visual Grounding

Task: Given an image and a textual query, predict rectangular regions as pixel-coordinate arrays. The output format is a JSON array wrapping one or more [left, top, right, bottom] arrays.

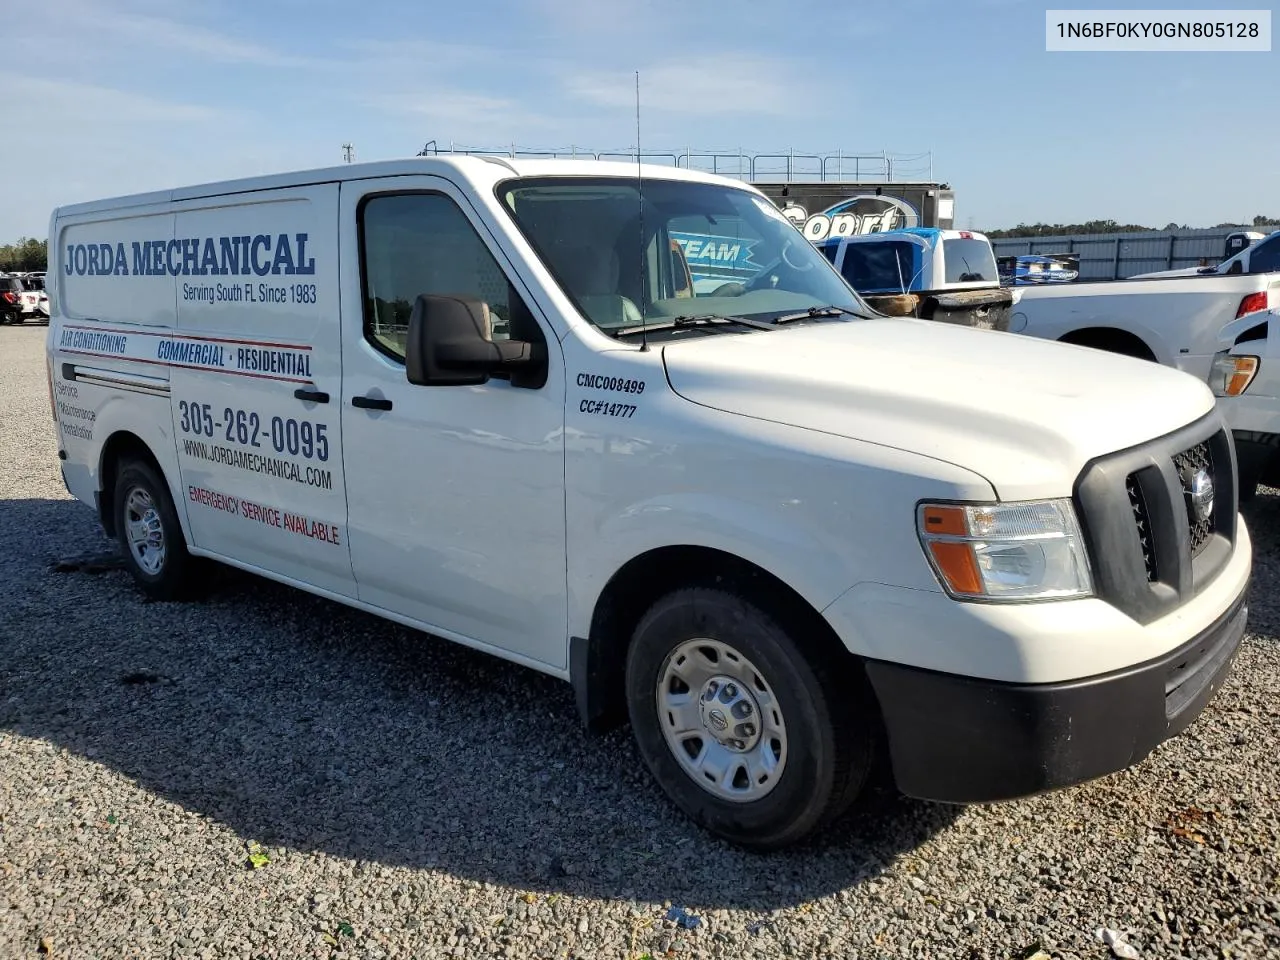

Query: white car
[[16, 274, 49, 319], [45, 157, 1251, 848]]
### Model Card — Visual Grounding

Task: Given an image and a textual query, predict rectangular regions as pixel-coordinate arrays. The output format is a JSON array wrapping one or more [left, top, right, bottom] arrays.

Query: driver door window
[[360, 193, 526, 359]]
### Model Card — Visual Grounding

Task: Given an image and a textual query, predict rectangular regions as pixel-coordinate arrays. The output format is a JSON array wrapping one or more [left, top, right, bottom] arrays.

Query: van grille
[[1126, 475, 1157, 582], [1174, 441, 1214, 557], [1073, 417, 1235, 625]]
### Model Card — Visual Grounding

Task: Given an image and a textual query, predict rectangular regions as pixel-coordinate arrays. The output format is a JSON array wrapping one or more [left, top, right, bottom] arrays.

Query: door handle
[[293, 387, 330, 404], [351, 395, 393, 411]]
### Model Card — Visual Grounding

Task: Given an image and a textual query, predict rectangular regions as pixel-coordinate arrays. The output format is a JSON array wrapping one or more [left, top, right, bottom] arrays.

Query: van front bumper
[[864, 586, 1247, 804]]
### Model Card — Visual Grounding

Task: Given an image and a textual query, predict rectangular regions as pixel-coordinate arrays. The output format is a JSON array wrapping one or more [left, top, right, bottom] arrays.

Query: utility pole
[[341, 143, 355, 164]]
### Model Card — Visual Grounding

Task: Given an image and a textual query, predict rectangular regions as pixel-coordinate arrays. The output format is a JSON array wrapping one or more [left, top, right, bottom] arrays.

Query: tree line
[[985, 215, 1280, 239], [0, 238, 48, 272]]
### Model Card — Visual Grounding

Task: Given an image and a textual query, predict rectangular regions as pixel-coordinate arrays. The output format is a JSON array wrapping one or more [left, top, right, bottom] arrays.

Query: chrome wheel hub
[[124, 487, 166, 576], [697, 675, 762, 752], [656, 639, 787, 803]]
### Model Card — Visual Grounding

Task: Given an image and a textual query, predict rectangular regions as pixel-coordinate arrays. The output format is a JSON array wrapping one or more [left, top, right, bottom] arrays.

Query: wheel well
[[572, 545, 856, 733], [1058, 327, 1157, 361], [97, 432, 163, 537]]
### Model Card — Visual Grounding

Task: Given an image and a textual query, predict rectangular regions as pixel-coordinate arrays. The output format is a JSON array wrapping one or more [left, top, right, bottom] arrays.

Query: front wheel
[[113, 459, 198, 600], [625, 587, 875, 849]]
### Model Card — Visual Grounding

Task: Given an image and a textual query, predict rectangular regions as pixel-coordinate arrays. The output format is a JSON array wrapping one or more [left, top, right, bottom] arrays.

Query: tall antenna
[[341, 143, 355, 163], [635, 71, 649, 352]]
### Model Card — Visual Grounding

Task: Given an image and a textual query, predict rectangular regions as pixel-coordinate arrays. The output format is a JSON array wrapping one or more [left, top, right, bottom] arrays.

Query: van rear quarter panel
[[52, 202, 183, 524], [57, 205, 176, 327], [49, 186, 348, 595]]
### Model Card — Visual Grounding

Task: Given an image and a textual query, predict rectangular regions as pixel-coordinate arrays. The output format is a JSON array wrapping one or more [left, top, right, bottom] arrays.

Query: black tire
[[625, 587, 875, 850], [113, 458, 197, 601], [1238, 478, 1259, 505], [1058, 331, 1156, 362]]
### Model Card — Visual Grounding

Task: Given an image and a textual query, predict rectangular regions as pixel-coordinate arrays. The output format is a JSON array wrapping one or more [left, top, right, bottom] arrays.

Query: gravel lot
[[2, 322, 1279, 960]]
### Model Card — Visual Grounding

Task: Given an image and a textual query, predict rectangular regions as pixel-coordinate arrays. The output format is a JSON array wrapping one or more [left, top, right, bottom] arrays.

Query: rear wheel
[[1058, 329, 1156, 362], [113, 459, 197, 600], [1238, 472, 1259, 504], [625, 587, 874, 849]]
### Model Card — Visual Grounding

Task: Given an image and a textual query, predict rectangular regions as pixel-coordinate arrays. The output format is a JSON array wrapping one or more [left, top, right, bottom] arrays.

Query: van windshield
[[499, 177, 866, 338]]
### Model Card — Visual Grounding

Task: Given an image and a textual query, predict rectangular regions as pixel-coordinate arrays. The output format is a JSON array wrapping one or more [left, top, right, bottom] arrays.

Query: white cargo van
[[46, 158, 1251, 849]]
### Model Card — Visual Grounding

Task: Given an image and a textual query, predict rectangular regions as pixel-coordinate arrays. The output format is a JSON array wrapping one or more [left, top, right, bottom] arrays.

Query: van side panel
[[168, 185, 354, 596], [50, 203, 184, 528], [56, 206, 177, 327]]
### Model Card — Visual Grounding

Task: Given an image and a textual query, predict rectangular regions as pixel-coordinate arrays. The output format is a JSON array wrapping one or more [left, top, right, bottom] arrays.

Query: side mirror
[[405, 294, 547, 388]]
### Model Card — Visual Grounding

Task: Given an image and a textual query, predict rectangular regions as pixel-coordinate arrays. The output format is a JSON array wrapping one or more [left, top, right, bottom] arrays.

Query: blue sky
[[2, 0, 1276, 239]]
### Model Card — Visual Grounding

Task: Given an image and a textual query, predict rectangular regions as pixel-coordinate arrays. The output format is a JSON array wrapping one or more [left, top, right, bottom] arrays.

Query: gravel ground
[[1, 322, 1278, 960]]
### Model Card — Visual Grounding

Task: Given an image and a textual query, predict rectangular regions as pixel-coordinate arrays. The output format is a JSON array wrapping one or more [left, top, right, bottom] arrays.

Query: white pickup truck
[[1210, 307, 1280, 499], [1134, 229, 1279, 280], [1009, 230, 1280, 381]]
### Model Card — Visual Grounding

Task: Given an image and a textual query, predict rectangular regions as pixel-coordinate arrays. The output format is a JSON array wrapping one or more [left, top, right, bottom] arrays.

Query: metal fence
[[990, 228, 1247, 280], [413, 143, 937, 183]]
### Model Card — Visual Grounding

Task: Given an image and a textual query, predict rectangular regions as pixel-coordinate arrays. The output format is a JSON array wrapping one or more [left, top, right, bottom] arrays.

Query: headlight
[[1209, 350, 1259, 397], [917, 500, 1093, 601]]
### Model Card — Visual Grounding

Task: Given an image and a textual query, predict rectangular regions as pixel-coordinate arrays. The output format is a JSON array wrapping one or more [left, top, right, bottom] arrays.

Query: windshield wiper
[[771, 304, 877, 325], [614, 314, 776, 337]]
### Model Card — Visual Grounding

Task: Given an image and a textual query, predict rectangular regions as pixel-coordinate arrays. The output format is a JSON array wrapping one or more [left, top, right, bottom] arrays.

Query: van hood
[[661, 317, 1216, 500]]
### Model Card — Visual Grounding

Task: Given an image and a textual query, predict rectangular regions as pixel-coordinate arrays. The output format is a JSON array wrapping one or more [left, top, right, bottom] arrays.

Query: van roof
[[52, 155, 762, 219]]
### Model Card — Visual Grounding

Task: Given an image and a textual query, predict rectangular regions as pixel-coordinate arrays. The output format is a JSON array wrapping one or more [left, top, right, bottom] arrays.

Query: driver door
[[338, 177, 569, 669]]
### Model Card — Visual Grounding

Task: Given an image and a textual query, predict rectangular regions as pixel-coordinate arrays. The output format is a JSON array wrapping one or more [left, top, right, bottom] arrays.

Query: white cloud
[[338, 38, 577, 146], [361, 88, 571, 147], [93, 10, 312, 66], [0, 73, 228, 124], [562, 55, 813, 117], [526, 0, 655, 38], [0, 73, 265, 236], [23, 0, 313, 68]]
